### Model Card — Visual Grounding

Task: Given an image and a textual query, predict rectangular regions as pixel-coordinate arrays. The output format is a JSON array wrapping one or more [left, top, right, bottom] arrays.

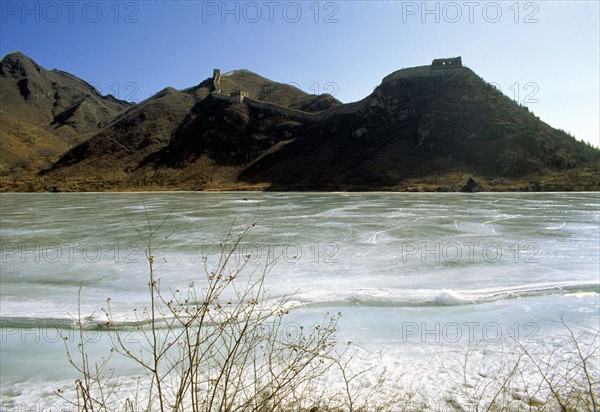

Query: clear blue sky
[[1, 1, 598, 147]]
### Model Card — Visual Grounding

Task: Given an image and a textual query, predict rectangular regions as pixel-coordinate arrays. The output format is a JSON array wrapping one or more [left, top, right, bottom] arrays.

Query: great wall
[[207, 57, 463, 123], [382, 56, 464, 82]]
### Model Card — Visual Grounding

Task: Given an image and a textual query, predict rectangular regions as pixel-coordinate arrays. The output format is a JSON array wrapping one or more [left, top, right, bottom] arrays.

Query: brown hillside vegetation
[[0, 109, 68, 174]]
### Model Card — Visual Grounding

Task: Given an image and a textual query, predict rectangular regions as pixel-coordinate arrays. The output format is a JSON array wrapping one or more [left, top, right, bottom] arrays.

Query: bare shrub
[[57, 207, 409, 411]]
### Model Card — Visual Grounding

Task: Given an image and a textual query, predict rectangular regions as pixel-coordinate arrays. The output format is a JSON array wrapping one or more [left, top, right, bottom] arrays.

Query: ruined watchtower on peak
[[431, 57, 462, 69], [208, 69, 249, 103], [212, 69, 221, 93]]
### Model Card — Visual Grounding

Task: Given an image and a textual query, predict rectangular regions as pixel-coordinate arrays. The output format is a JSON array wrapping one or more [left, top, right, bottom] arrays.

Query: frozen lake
[[1, 192, 598, 410]]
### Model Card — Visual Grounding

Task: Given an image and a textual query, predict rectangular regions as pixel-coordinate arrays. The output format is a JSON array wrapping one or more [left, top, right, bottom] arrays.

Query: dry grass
[[441, 321, 599, 411]]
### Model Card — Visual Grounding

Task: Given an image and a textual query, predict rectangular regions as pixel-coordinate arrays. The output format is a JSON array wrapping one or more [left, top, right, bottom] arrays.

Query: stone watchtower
[[230, 90, 249, 103], [212, 69, 221, 93], [209, 69, 249, 102], [431, 57, 462, 69]]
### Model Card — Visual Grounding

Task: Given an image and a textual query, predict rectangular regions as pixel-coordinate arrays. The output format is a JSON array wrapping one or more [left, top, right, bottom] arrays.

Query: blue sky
[[1, 1, 598, 146]]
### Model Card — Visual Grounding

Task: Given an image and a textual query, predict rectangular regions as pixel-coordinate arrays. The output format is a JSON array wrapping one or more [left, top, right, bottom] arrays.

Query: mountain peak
[[383, 56, 468, 82], [2, 51, 32, 62], [0, 51, 43, 77], [0, 51, 132, 149], [222, 69, 258, 76]]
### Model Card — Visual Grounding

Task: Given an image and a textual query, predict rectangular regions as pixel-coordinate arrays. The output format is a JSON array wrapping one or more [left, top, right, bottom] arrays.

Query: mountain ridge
[[1, 52, 598, 192], [0, 52, 132, 176]]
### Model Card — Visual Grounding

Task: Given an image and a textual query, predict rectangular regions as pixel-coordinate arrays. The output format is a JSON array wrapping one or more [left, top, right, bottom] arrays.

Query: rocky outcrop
[[461, 177, 482, 192]]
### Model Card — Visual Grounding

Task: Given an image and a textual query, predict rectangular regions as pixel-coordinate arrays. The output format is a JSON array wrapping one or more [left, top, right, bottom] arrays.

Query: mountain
[[1, 53, 598, 191], [35, 67, 342, 190], [0, 52, 132, 176], [239, 61, 599, 191]]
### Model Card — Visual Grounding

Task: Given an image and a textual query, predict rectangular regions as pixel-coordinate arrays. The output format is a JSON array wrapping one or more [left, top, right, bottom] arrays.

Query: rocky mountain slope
[[238, 63, 599, 190], [1, 53, 598, 191], [0, 52, 132, 174]]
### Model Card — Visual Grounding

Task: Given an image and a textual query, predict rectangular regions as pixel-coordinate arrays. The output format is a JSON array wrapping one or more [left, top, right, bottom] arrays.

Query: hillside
[[240, 63, 599, 190], [1, 53, 598, 192], [0, 52, 132, 175]]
